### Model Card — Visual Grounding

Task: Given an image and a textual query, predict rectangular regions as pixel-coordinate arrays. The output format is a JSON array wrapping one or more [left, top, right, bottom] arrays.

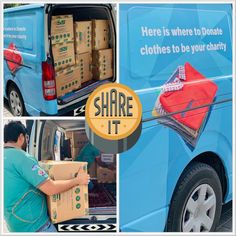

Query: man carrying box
[[4, 121, 90, 233]]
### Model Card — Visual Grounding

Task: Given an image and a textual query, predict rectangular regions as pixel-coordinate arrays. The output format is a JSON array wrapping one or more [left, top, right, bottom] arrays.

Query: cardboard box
[[70, 130, 88, 148], [74, 21, 92, 54], [92, 20, 109, 50], [51, 15, 74, 45], [97, 166, 116, 183], [66, 131, 73, 140], [75, 53, 93, 84], [52, 42, 75, 71], [55, 65, 81, 97], [71, 147, 80, 160], [92, 48, 113, 80], [39, 161, 89, 224]]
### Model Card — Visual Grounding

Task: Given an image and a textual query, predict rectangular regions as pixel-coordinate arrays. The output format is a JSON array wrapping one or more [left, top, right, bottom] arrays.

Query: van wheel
[[166, 162, 222, 232], [8, 85, 26, 116]]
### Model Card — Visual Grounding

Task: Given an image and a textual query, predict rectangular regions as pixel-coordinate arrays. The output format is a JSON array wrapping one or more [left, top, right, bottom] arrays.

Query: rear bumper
[[56, 216, 116, 232], [40, 79, 113, 116], [40, 97, 87, 116]]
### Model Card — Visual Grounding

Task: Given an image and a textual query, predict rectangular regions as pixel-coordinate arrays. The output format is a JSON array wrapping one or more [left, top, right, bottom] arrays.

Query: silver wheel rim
[[182, 184, 216, 232], [9, 90, 23, 116]]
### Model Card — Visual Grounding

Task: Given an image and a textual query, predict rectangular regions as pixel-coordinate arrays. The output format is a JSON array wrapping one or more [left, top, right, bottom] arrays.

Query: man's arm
[[39, 172, 90, 196]]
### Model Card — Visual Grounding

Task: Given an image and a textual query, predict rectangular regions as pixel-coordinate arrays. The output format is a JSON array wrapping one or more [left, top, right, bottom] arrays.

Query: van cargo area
[[29, 119, 116, 229], [48, 5, 115, 106]]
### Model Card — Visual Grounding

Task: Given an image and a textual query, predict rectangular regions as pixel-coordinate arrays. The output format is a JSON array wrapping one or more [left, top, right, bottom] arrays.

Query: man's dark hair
[[4, 121, 27, 143]]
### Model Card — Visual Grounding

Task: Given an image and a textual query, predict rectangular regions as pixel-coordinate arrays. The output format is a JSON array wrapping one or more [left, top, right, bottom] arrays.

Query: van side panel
[[4, 6, 58, 116], [120, 4, 232, 232]]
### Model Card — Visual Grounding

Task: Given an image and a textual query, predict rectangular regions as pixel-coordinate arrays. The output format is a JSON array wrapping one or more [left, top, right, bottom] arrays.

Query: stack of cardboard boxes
[[39, 161, 89, 223], [51, 15, 113, 97], [74, 19, 113, 82], [92, 20, 113, 80], [51, 15, 81, 97]]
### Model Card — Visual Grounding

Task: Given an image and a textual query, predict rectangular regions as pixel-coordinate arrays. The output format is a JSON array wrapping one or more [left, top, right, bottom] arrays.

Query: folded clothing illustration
[[4, 43, 23, 74], [154, 63, 218, 147]]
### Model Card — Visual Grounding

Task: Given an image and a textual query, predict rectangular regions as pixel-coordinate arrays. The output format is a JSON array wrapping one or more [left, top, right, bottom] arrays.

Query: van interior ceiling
[[40, 120, 116, 214], [48, 5, 115, 103]]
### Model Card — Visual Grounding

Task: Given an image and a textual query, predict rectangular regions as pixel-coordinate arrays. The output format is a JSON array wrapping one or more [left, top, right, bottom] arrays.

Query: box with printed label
[[74, 21, 92, 54], [52, 42, 75, 71], [55, 65, 81, 97], [92, 20, 109, 50], [101, 153, 116, 164], [75, 52, 93, 84], [92, 48, 113, 80], [39, 161, 89, 224], [51, 15, 74, 45]]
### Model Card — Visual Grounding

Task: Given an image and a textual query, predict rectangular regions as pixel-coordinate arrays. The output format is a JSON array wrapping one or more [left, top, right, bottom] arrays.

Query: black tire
[[7, 84, 26, 116], [166, 162, 222, 232]]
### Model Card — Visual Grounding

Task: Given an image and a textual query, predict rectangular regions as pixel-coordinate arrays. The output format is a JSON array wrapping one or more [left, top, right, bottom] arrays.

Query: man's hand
[[75, 168, 90, 185]]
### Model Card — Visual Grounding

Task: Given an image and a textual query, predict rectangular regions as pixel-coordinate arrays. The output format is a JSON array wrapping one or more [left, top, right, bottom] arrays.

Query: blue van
[[119, 4, 232, 232], [3, 4, 116, 116]]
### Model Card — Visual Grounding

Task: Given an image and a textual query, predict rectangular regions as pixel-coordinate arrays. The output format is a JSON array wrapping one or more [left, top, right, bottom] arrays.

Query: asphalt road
[[216, 201, 232, 232]]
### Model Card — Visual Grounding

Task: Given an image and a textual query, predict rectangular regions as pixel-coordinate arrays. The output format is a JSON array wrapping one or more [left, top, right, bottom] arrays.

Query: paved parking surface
[[216, 201, 232, 232], [4, 99, 13, 118]]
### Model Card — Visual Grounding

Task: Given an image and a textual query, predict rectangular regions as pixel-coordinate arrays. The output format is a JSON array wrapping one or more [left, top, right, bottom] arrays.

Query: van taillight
[[42, 62, 56, 100]]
